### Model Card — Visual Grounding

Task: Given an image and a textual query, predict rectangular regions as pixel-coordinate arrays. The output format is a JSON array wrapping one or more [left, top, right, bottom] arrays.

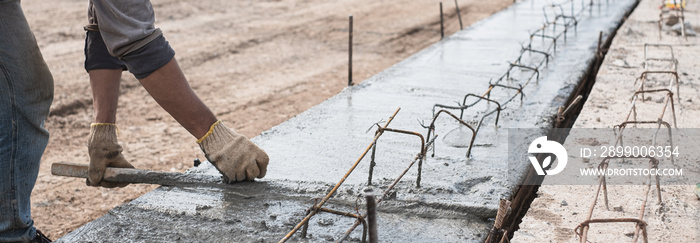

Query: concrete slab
[[58, 0, 638, 242], [513, 0, 700, 242]]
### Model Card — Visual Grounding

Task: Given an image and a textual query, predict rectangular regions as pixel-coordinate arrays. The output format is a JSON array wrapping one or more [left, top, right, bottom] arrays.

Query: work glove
[[87, 123, 134, 187], [198, 120, 269, 182]]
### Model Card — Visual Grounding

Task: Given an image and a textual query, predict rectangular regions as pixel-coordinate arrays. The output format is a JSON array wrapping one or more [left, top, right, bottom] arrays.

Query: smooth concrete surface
[[58, 0, 638, 242]]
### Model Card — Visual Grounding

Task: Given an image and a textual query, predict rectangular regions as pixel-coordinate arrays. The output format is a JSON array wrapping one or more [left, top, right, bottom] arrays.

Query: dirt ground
[[20, 0, 512, 239], [513, 0, 700, 241]]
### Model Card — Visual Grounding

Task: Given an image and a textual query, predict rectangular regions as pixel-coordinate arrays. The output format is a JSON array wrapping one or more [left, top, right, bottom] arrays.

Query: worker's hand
[[87, 123, 134, 188], [198, 121, 269, 182]]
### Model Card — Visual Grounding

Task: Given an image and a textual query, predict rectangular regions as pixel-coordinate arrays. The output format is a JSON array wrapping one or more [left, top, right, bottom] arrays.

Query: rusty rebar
[[636, 70, 681, 104], [459, 94, 502, 125], [294, 1, 626, 241], [485, 199, 512, 243], [487, 82, 525, 102], [578, 156, 659, 243], [680, 2, 686, 40], [304, 207, 369, 243], [576, 218, 649, 241], [280, 108, 401, 242], [658, 2, 686, 40], [643, 44, 676, 70], [520, 44, 551, 65], [632, 89, 678, 128], [373, 127, 425, 187], [426, 110, 476, 158], [367, 140, 377, 186], [576, 37, 681, 243], [556, 95, 583, 124], [529, 32, 558, 52], [542, 4, 566, 24], [614, 120, 675, 166], [507, 62, 540, 82], [339, 153, 424, 242], [597, 156, 662, 210]]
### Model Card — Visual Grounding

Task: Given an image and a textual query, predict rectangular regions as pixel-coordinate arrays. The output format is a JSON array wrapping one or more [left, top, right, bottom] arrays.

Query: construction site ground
[[513, 0, 700, 242], [54, 0, 639, 242], [23, 0, 513, 239]]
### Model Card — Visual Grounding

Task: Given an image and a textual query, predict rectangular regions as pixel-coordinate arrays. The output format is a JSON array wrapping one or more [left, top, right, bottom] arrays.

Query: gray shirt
[[87, 0, 163, 58]]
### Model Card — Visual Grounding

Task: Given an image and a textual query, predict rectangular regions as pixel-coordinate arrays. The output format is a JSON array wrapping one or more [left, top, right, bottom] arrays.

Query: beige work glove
[[198, 120, 269, 182], [87, 123, 134, 188]]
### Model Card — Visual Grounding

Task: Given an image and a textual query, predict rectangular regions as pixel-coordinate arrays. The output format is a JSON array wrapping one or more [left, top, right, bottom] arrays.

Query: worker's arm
[[85, 69, 135, 188], [85, 0, 268, 186], [135, 58, 269, 182], [134, 58, 216, 138]]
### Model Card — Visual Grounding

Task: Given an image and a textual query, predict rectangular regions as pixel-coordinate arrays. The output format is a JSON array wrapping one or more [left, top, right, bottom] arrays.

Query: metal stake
[[440, 2, 444, 39], [364, 188, 378, 243], [454, 0, 463, 30], [348, 15, 353, 86]]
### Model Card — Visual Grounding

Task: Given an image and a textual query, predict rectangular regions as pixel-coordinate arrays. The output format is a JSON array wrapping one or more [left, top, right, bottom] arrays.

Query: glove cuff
[[197, 120, 221, 144], [197, 121, 241, 159], [88, 123, 119, 146]]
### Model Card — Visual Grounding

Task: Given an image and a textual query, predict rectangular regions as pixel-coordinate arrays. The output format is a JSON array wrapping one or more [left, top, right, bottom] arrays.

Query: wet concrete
[[58, 0, 638, 242]]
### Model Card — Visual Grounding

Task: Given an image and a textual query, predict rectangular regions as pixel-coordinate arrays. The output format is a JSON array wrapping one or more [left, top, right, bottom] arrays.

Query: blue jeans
[[0, 0, 54, 242]]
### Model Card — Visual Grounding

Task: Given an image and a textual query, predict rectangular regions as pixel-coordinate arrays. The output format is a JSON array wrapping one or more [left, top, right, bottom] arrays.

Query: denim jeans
[[0, 0, 54, 242]]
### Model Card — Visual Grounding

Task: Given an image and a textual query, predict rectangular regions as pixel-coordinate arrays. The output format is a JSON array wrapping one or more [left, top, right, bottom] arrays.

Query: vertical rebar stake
[[440, 2, 444, 39], [348, 15, 353, 86], [596, 31, 603, 60], [680, 4, 687, 40], [454, 0, 463, 30], [367, 141, 377, 185], [363, 188, 378, 243]]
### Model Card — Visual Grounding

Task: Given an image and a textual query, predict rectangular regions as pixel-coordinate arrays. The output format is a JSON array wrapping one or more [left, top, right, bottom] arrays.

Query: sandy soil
[[513, 0, 700, 241], [20, 0, 512, 239]]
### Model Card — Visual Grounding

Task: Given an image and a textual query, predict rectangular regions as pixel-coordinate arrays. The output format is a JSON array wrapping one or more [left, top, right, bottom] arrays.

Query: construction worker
[[0, 1, 54, 242], [83, 0, 269, 187]]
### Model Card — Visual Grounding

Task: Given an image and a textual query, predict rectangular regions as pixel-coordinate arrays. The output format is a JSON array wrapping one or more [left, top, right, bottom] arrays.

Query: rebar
[[520, 44, 551, 65], [506, 62, 540, 82], [339, 152, 426, 242], [370, 127, 425, 187], [485, 199, 512, 243], [643, 44, 676, 71], [431, 93, 502, 124], [363, 188, 378, 243], [421, 0, 594, 199], [367, 140, 377, 185], [461, 94, 503, 123], [635, 70, 681, 104], [280, 108, 401, 242], [454, 0, 463, 30], [577, 41, 684, 242], [302, 206, 368, 243], [556, 95, 583, 124], [576, 156, 659, 243], [440, 2, 444, 39], [630, 89, 678, 128], [614, 120, 675, 165], [285, 1, 614, 241], [487, 82, 525, 102], [426, 110, 476, 158], [658, 1, 686, 40], [348, 15, 353, 86]]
